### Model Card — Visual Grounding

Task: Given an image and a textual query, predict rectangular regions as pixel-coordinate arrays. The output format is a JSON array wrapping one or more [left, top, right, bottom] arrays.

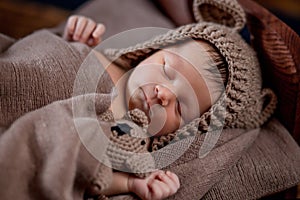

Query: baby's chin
[[127, 105, 173, 137], [127, 103, 167, 137], [127, 89, 179, 137]]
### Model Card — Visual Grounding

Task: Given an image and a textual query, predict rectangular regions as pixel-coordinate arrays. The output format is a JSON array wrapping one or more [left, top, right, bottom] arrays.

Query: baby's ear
[[193, 0, 246, 31]]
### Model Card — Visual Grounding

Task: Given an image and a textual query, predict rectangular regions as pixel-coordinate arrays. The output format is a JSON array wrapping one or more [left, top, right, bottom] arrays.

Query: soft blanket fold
[[0, 93, 114, 200], [0, 30, 113, 127]]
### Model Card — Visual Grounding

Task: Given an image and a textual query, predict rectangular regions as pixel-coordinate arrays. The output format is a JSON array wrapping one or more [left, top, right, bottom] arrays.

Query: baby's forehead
[[165, 40, 210, 52], [163, 40, 214, 71]]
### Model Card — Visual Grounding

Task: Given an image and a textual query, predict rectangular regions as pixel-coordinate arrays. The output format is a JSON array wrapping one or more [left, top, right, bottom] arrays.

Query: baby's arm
[[63, 15, 105, 47], [102, 170, 180, 200]]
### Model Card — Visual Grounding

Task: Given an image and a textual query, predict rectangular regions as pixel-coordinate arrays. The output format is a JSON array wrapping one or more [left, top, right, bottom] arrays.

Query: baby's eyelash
[[176, 99, 182, 116], [162, 63, 171, 80]]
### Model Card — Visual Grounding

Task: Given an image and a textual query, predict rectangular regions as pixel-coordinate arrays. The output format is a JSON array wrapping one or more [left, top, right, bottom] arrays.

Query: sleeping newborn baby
[[64, 14, 227, 199], [64, 16, 227, 137], [63, 0, 276, 198]]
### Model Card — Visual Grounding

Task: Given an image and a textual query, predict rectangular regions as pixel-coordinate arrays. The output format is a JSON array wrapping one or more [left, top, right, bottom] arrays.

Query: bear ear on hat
[[193, 0, 246, 31]]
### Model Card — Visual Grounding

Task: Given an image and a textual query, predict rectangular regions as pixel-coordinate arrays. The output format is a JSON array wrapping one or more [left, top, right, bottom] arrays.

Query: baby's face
[[125, 40, 212, 136]]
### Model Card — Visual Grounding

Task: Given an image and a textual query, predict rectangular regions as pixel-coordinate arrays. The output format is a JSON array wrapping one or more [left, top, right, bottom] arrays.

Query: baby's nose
[[154, 85, 175, 107]]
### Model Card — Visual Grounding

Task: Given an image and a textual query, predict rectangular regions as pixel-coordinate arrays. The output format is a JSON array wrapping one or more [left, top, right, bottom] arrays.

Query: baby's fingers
[[148, 179, 166, 200], [89, 24, 106, 46], [63, 15, 105, 47], [92, 24, 105, 39], [158, 171, 180, 194], [79, 19, 97, 43], [73, 16, 88, 41], [166, 171, 180, 189], [64, 15, 78, 40]]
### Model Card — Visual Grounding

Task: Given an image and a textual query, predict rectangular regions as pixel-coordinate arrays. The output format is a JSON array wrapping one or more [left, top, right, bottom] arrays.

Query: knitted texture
[[193, 0, 246, 31], [99, 109, 154, 178], [103, 0, 277, 144]]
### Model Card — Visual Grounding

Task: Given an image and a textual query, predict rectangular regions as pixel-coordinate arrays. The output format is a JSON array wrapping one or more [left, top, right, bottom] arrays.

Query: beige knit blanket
[[0, 30, 299, 200]]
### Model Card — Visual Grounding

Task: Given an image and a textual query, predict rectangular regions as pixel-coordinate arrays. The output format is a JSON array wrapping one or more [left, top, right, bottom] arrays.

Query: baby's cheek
[[147, 104, 167, 136], [148, 105, 181, 137]]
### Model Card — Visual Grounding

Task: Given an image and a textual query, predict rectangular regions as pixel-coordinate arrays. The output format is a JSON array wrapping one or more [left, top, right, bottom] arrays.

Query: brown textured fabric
[[103, 111, 155, 178], [0, 30, 113, 127], [0, 93, 114, 200], [202, 119, 300, 200], [193, 0, 246, 30]]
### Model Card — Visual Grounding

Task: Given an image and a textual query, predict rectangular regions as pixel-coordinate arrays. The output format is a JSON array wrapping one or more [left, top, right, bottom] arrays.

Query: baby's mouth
[[128, 87, 151, 121], [141, 87, 150, 110], [140, 87, 152, 122]]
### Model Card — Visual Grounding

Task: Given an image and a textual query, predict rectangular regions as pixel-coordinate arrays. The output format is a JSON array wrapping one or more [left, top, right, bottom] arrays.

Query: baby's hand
[[63, 15, 105, 47], [128, 170, 180, 200]]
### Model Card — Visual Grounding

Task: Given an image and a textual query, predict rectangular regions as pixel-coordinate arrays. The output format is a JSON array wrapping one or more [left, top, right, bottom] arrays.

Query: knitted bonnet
[[102, 0, 277, 140]]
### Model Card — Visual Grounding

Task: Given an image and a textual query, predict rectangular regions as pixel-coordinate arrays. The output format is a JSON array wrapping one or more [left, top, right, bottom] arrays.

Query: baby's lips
[[128, 88, 149, 120], [140, 88, 152, 122]]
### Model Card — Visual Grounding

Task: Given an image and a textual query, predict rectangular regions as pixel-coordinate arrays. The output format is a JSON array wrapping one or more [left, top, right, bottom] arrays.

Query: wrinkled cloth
[[0, 30, 113, 127], [0, 93, 114, 200]]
